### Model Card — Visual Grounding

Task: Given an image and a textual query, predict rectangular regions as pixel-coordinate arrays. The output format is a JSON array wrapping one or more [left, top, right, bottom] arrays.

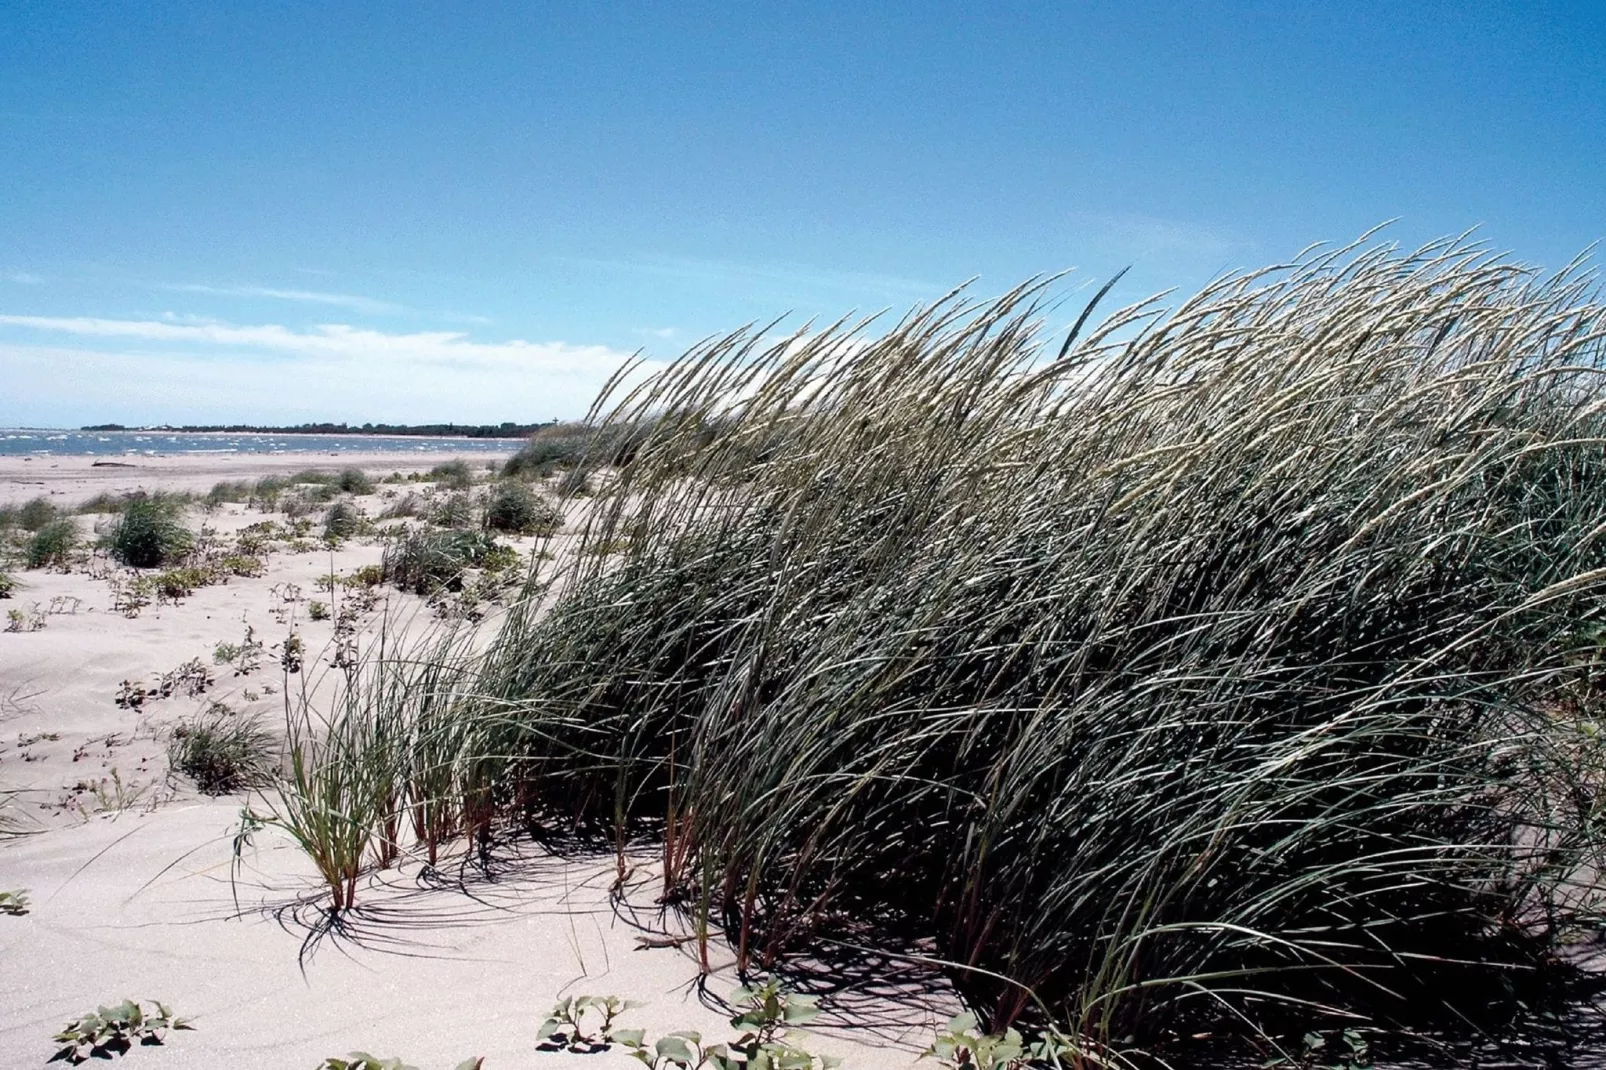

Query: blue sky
[[2, 2, 1603, 426]]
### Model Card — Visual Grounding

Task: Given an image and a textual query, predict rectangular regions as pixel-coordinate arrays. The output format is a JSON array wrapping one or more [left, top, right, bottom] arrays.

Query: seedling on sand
[[537, 995, 643, 1051], [922, 1013, 1089, 1070], [0, 888, 29, 915], [319, 1056, 482, 1070], [539, 983, 841, 1070], [50, 999, 192, 1064]]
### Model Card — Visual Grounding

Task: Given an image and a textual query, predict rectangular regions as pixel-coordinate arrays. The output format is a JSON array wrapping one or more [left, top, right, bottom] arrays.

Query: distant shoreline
[[76, 421, 546, 439]]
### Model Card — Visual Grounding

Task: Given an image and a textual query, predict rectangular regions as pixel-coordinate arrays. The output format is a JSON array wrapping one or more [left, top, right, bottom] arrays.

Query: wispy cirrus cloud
[[161, 282, 409, 316], [5, 271, 44, 285], [0, 313, 630, 369], [0, 313, 657, 424]]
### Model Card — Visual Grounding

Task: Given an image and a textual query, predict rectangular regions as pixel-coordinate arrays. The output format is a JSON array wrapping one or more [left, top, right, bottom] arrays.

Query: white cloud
[[162, 283, 409, 316], [0, 315, 661, 425], [0, 313, 632, 369], [5, 272, 44, 285]]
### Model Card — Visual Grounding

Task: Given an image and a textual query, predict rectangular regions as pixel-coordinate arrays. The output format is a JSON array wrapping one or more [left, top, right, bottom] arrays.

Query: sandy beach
[[0, 450, 506, 509], [0, 454, 943, 1069]]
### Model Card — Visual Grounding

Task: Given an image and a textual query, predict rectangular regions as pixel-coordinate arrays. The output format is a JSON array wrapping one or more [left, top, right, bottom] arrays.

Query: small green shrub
[[337, 468, 374, 495], [346, 564, 385, 588], [17, 496, 58, 531], [26, 518, 77, 569], [107, 494, 190, 568], [502, 422, 593, 479], [50, 999, 192, 1064], [430, 492, 477, 529], [204, 480, 253, 507], [213, 627, 265, 674], [324, 501, 363, 540], [0, 572, 15, 599], [382, 529, 500, 594], [252, 474, 288, 508], [76, 492, 127, 515], [309, 600, 331, 621], [0, 888, 28, 915], [379, 492, 422, 519], [428, 458, 475, 490], [480, 544, 521, 573], [483, 481, 562, 536], [220, 553, 267, 577], [153, 565, 220, 599], [169, 703, 276, 794]]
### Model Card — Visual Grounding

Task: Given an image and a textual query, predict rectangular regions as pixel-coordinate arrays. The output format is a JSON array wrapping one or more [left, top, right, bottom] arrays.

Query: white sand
[[0, 450, 509, 509], [0, 801, 941, 1068], [0, 456, 947, 1069]]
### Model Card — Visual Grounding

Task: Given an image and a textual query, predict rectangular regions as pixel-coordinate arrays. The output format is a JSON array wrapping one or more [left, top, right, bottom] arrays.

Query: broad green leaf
[[656, 1035, 696, 1064]]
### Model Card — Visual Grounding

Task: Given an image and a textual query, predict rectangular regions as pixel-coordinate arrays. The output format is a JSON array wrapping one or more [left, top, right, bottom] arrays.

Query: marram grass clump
[[463, 235, 1606, 1061], [106, 493, 191, 568], [482, 480, 562, 536]]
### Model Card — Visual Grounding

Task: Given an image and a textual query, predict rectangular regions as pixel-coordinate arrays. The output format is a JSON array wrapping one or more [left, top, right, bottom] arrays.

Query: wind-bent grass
[[452, 235, 1606, 1058]]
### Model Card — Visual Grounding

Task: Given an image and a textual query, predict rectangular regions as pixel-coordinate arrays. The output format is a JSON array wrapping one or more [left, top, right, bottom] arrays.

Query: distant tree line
[[79, 421, 553, 439]]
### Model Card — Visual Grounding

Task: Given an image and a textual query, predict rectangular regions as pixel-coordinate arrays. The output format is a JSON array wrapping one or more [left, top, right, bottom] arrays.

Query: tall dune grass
[[249, 626, 487, 911], [463, 235, 1606, 1056]]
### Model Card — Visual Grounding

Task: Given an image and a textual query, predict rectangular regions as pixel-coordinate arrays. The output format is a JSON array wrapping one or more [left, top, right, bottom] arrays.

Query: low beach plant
[[17, 495, 59, 531], [318, 1056, 483, 1070], [107, 494, 191, 568], [430, 491, 477, 529], [324, 501, 364, 540], [338, 467, 375, 495], [204, 479, 253, 507], [25, 518, 77, 569], [537, 995, 643, 1052], [0, 571, 15, 598], [483, 481, 561, 536], [50, 999, 192, 1064], [214, 628, 265, 674], [502, 423, 591, 479], [428, 458, 476, 490], [0, 888, 28, 915], [379, 492, 423, 519], [153, 564, 219, 599], [383, 529, 501, 594], [537, 983, 842, 1070], [169, 702, 277, 794]]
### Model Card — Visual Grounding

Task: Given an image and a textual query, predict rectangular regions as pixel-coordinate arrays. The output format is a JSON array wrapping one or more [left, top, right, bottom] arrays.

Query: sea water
[[0, 429, 521, 458]]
